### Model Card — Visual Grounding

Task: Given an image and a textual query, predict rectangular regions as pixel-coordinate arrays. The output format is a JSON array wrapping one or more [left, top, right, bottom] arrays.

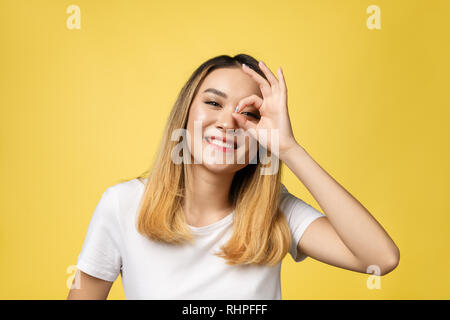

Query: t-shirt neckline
[[187, 210, 234, 234], [135, 178, 234, 234]]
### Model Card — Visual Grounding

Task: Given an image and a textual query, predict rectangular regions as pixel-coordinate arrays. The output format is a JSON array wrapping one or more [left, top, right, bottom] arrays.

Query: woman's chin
[[200, 148, 243, 172], [202, 161, 246, 174]]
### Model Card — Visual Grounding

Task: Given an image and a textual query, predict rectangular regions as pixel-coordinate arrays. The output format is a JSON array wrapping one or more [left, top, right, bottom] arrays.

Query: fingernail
[[235, 106, 239, 112]]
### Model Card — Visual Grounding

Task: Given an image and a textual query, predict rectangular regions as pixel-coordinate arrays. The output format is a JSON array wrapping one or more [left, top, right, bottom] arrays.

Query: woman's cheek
[[185, 106, 212, 161]]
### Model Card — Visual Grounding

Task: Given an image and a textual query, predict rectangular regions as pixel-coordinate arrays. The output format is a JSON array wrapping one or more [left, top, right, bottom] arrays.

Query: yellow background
[[1, 0, 449, 299]]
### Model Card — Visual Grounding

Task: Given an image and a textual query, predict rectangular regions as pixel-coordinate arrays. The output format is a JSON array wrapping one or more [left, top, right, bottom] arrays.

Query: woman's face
[[185, 66, 262, 175]]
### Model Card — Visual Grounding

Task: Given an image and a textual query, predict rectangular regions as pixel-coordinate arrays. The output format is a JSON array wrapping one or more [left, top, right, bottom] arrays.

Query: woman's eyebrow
[[202, 88, 228, 99]]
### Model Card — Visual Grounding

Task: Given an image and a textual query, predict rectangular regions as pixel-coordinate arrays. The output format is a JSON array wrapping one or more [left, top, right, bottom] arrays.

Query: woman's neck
[[183, 165, 235, 226]]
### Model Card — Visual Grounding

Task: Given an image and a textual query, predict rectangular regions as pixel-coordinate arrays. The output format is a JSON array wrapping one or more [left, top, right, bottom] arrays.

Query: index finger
[[258, 61, 280, 89], [242, 64, 271, 97]]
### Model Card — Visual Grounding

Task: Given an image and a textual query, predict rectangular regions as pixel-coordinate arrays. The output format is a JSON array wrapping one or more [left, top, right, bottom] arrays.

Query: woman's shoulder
[[110, 177, 144, 192], [105, 177, 146, 210], [137, 177, 148, 185], [278, 183, 309, 217]]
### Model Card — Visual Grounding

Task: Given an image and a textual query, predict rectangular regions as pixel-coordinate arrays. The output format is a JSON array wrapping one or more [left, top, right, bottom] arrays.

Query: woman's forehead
[[200, 68, 261, 98]]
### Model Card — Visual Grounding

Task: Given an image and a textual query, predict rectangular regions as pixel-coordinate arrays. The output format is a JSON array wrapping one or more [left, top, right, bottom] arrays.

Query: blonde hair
[[127, 54, 291, 266]]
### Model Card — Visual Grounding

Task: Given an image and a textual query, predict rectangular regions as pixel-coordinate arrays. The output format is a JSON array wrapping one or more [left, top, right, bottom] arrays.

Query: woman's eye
[[204, 101, 259, 120], [241, 112, 261, 120], [204, 101, 220, 107]]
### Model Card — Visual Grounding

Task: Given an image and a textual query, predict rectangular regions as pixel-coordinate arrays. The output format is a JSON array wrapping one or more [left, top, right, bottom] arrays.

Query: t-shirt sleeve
[[280, 184, 326, 262], [76, 187, 122, 282]]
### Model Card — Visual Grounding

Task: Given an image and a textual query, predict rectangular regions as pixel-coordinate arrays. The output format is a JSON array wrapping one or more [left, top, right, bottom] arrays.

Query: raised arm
[[281, 143, 400, 275], [234, 61, 400, 276]]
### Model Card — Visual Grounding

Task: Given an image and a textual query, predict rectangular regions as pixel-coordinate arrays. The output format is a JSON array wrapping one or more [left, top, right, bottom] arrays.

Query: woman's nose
[[215, 105, 239, 131]]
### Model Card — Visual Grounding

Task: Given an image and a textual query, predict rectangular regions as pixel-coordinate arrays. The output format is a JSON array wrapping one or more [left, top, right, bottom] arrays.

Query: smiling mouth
[[204, 136, 238, 151]]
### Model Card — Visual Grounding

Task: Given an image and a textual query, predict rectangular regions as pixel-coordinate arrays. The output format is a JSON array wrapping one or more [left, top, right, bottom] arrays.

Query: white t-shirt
[[76, 178, 325, 299]]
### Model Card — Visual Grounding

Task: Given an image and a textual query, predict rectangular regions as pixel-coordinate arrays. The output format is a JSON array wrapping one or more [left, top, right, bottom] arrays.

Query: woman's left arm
[[233, 61, 400, 275], [279, 142, 400, 275]]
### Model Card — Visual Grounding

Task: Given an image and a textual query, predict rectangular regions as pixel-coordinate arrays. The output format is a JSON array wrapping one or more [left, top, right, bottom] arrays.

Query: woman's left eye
[[241, 112, 261, 120], [204, 101, 259, 120]]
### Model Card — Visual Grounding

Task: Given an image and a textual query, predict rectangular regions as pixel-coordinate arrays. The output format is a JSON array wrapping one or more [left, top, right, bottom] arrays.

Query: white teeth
[[207, 138, 234, 149]]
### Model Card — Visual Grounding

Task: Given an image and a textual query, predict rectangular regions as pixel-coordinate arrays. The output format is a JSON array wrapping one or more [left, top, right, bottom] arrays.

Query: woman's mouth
[[204, 136, 237, 153]]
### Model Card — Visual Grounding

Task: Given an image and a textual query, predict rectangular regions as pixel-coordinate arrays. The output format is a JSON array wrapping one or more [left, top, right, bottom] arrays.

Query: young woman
[[67, 54, 399, 300]]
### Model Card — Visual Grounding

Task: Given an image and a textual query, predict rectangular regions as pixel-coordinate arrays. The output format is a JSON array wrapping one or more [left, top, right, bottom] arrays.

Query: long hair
[[127, 54, 291, 266]]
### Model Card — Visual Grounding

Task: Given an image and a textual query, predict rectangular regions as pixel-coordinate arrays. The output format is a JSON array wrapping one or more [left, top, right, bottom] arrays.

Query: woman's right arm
[[67, 269, 114, 300]]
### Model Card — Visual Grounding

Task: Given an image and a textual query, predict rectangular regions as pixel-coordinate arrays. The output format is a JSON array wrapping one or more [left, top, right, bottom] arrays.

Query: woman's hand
[[231, 61, 298, 158]]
